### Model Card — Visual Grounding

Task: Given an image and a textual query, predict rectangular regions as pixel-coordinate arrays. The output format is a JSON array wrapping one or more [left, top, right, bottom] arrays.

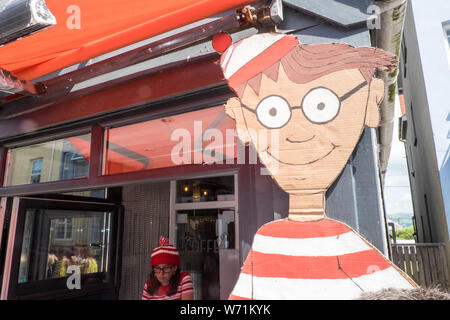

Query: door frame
[[169, 172, 239, 299], [169, 172, 239, 248]]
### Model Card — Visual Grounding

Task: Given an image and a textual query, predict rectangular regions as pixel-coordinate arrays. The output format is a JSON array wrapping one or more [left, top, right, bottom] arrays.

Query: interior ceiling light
[[0, 0, 56, 47]]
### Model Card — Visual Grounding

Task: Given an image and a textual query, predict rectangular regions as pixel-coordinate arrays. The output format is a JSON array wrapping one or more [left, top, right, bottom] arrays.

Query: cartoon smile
[[263, 141, 339, 166], [286, 135, 315, 143]]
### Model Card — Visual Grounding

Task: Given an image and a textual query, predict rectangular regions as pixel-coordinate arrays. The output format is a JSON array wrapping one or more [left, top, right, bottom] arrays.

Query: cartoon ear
[[365, 78, 384, 128], [224, 97, 250, 145]]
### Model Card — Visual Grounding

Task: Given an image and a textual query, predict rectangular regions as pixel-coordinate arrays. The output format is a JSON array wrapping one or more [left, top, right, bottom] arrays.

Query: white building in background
[[399, 0, 450, 262]]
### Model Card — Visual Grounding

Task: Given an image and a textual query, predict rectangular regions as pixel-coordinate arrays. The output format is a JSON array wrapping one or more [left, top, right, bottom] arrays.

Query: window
[[443, 21, 450, 67], [53, 218, 73, 240], [5, 133, 91, 186], [61, 152, 89, 180], [29, 158, 43, 184], [444, 22, 450, 46], [409, 103, 418, 146], [3, 197, 120, 300], [103, 106, 236, 175], [18, 209, 111, 284], [176, 175, 235, 203]]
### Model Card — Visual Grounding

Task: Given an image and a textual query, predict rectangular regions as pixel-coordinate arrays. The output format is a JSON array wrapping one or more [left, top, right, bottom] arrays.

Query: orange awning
[[0, 0, 255, 81]]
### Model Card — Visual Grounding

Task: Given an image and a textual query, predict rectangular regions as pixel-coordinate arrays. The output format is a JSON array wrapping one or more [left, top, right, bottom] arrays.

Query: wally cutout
[[216, 33, 416, 300]]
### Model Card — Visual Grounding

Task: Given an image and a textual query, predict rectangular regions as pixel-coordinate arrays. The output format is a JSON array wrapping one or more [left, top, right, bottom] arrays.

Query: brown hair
[[146, 268, 181, 297], [233, 42, 397, 97]]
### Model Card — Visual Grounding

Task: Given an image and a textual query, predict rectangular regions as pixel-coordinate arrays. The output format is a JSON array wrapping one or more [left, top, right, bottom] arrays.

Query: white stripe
[[222, 33, 285, 79], [151, 249, 179, 257], [231, 267, 414, 300], [252, 231, 371, 257], [221, 46, 234, 71]]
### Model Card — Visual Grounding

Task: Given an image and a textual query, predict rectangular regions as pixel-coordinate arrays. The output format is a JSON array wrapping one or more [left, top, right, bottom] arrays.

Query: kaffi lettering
[[178, 237, 219, 253]]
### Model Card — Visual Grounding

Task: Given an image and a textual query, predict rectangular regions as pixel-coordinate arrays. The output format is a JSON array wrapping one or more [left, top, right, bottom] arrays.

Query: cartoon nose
[[286, 134, 315, 143]]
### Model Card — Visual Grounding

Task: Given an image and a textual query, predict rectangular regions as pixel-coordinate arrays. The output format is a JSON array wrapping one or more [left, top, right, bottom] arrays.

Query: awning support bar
[[0, 68, 46, 96]]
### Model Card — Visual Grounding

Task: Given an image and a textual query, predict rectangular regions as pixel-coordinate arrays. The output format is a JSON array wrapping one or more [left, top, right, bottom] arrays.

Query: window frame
[[0, 85, 235, 198], [169, 173, 239, 248], [2, 196, 123, 300], [53, 217, 73, 241], [29, 158, 44, 184]]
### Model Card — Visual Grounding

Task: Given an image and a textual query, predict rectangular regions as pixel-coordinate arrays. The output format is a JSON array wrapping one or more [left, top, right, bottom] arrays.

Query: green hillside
[[388, 212, 414, 228]]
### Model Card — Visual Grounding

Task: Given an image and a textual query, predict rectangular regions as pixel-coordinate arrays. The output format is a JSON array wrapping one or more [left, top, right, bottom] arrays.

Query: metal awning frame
[[0, 3, 280, 119]]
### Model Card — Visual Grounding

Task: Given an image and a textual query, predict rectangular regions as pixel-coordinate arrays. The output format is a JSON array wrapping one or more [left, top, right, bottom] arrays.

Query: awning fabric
[[0, 0, 255, 81]]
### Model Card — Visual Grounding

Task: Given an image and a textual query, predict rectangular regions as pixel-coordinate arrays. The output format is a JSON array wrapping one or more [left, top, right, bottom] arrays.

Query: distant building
[[398, 0, 450, 264]]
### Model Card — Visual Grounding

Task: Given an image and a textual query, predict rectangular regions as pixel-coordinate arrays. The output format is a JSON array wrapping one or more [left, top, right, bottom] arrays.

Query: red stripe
[[229, 294, 255, 300], [240, 249, 392, 279], [256, 219, 351, 239], [228, 35, 298, 88]]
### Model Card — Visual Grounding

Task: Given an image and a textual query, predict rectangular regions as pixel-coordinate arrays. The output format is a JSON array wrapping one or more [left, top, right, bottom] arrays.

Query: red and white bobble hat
[[215, 32, 299, 90], [151, 236, 180, 267]]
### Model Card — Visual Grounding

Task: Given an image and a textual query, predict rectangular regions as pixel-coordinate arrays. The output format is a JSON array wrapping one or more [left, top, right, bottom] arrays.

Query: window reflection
[[5, 134, 91, 186], [103, 106, 236, 175], [18, 209, 111, 283]]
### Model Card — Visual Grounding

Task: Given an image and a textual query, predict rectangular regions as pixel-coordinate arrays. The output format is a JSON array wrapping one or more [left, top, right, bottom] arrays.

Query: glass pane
[[176, 176, 235, 203], [103, 106, 236, 175], [18, 209, 111, 284], [5, 134, 91, 186], [60, 189, 107, 199], [176, 208, 235, 300]]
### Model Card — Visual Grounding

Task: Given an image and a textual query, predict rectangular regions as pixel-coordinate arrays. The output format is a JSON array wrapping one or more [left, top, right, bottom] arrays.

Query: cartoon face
[[226, 65, 384, 193]]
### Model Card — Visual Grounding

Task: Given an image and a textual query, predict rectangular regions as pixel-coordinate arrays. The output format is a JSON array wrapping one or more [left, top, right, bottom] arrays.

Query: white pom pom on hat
[[151, 236, 180, 267]]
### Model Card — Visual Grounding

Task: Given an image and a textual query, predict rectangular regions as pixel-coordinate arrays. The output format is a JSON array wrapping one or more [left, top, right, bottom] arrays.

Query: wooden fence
[[391, 243, 450, 290]]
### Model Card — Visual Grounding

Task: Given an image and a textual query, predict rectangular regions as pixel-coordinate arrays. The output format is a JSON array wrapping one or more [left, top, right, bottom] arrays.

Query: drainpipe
[[375, 0, 408, 184]]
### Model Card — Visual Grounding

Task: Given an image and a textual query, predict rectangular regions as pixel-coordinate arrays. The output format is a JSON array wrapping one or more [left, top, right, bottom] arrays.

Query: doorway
[[170, 174, 239, 300]]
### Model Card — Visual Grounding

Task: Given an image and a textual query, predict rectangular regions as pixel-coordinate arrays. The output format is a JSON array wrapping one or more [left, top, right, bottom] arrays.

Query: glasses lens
[[256, 95, 291, 129], [154, 266, 172, 273]]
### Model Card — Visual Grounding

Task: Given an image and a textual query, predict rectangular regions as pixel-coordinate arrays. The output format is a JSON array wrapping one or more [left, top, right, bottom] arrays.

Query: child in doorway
[[142, 237, 193, 300]]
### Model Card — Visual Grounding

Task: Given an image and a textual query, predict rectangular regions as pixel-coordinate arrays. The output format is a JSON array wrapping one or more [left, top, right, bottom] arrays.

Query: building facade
[[399, 0, 450, 265], [0, 0, 401, 299]]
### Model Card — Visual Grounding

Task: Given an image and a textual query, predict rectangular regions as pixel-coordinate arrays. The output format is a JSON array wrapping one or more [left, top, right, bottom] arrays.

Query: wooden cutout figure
[[215, 33, 417, 299]]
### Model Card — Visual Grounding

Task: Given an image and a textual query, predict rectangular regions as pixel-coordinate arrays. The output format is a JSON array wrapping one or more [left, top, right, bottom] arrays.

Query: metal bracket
[[237, 0, 284, 28], [0, 68, 46, 95]]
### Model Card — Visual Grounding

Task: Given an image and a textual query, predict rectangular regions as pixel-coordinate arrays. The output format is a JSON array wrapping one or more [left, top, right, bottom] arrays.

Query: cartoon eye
[[256, 95, 291, 129], [301, 87, 340, 124]]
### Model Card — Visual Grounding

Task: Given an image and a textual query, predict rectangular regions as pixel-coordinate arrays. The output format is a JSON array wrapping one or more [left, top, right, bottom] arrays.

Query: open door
[[1, 196, 122, 300]]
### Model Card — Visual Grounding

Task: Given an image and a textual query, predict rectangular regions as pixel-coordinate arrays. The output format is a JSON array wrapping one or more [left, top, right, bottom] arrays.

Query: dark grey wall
[[238, 152, 289, 265], [326, 129, 386, 252], [287, 5, 387, 253]]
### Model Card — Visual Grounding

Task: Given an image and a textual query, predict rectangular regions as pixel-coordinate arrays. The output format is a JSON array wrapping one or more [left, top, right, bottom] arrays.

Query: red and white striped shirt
[[230, 218, 416, 300], [142, 272, 193, 300]]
